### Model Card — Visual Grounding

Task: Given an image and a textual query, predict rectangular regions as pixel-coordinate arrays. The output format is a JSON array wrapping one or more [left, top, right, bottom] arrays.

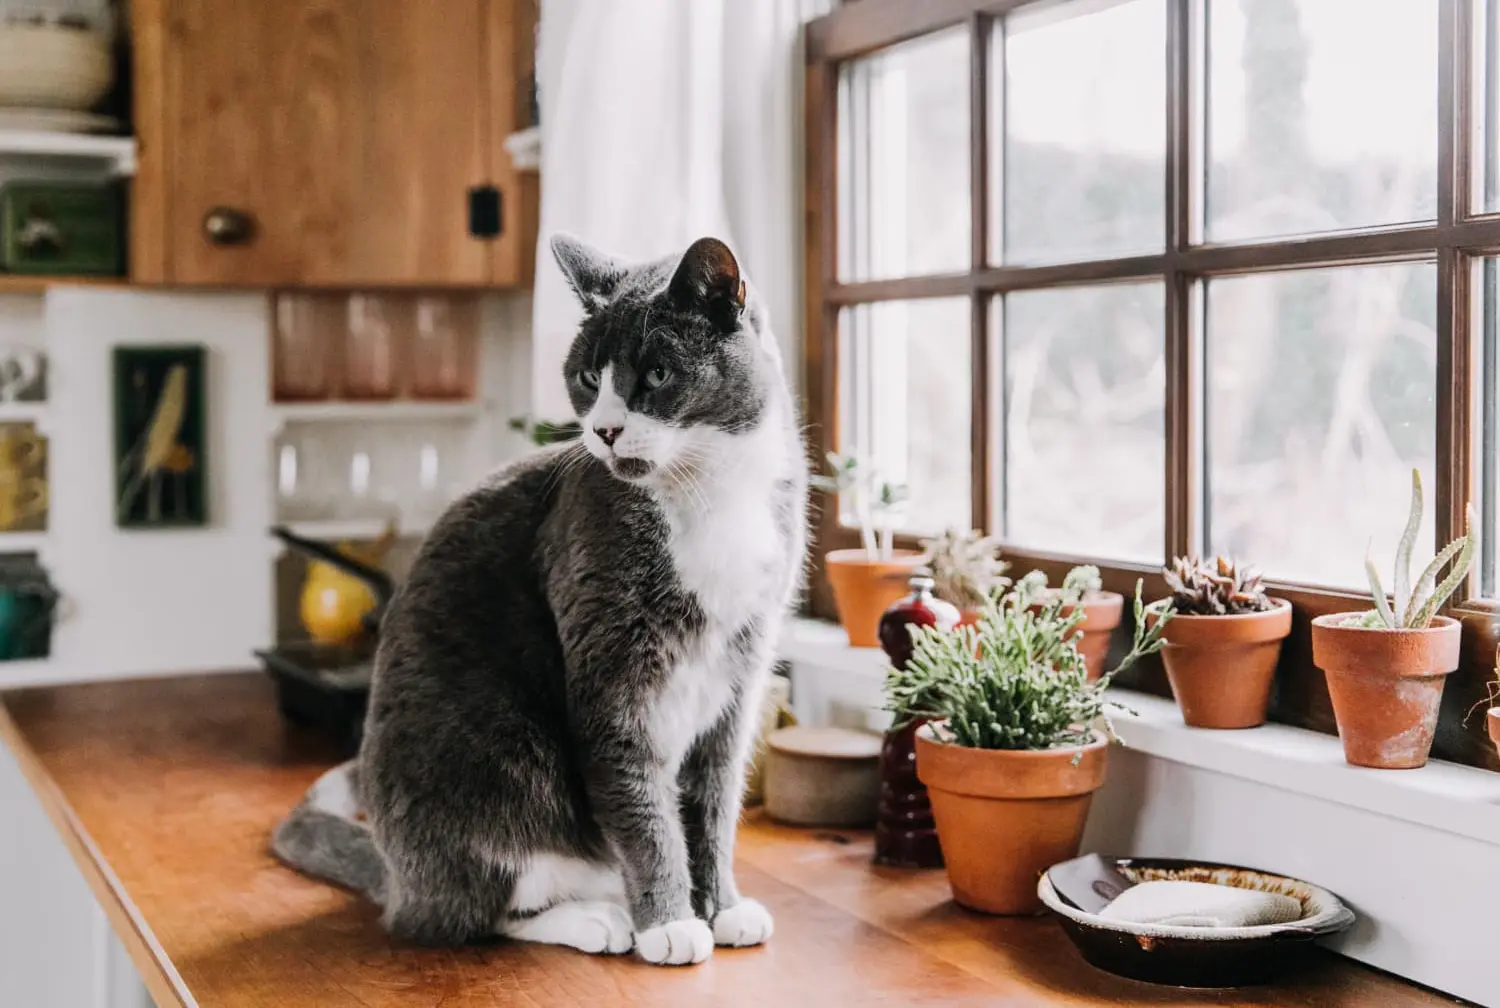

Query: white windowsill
[[777, 617, 1500, 845]]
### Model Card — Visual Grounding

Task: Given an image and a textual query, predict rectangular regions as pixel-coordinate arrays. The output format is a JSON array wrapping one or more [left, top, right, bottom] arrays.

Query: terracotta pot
[[825, 549, 923, 648], [1147, 600, 1292, 729], [915, 727, 1107, 915], [1310, 614, 1461, 770], [1031, 592, 1123, 680], [1488, 708, 1500, 761]]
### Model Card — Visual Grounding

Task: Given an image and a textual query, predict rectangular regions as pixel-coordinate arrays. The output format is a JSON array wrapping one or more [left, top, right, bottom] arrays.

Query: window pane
[[1480, 259, 1499, 594], [1206, 264, 1437, 588], [998, 0, 1166, 264], [1206, 0, 1437, 241], [1003, 283, 1165, 561], [1483, 0, 1500, 211], [838, 299, 971, 534], [838, 29, 970, 281]]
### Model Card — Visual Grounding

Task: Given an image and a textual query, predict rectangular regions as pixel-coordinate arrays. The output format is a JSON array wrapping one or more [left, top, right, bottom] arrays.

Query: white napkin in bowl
[[1099, 880, 1303, 928]]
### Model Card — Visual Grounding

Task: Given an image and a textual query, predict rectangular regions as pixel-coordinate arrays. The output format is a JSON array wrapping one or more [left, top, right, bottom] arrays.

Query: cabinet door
[[162, 0, 492, 287]]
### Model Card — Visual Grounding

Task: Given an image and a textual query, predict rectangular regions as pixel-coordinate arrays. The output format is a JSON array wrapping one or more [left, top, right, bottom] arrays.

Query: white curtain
[[531, 0, 833, 418]]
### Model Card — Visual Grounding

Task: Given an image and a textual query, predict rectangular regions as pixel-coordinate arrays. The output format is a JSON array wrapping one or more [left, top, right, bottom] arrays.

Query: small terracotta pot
[[1147, 600, 1292, 729], [825, 549, 923, 648], [915, 727, 1107, 915], [1310, 614, 1461, 769], [1033, 593, 1123, 680], [1488, 708, 1500, 761]]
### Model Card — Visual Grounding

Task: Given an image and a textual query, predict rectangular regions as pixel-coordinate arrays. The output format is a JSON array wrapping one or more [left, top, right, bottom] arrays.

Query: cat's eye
[[579, 369, 600, 391], [644, 366, 670, 390]]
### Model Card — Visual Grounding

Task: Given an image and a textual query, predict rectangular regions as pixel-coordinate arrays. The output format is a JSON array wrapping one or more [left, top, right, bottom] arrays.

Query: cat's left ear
[[669, 237, 746, 332]]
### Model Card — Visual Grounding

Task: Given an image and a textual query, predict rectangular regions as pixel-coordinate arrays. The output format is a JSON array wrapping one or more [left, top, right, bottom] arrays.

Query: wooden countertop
[[0, 673, 1463, 1008]]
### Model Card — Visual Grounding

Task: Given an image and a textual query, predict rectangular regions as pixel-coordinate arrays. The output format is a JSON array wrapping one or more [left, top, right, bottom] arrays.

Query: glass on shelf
[[275, 429, 336, 522], [410, 296, 478, 400], [342, 295, 405, 400], [273, 293, 342, 401]]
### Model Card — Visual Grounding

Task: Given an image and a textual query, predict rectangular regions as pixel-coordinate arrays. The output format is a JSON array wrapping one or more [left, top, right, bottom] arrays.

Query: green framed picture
[[114, 345, 208, 528]]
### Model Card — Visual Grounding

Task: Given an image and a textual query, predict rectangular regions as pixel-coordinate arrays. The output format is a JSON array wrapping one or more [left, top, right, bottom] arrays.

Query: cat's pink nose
[[594, 426, 622, 447]]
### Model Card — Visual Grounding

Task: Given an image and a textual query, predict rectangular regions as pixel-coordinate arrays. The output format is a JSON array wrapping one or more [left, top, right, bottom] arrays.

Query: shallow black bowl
[[257, 644, 372, 757], [1039, 857, 1355, 989]]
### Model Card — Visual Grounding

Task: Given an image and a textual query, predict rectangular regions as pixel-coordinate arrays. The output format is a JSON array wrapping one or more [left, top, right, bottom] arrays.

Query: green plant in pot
[[1012, 565, 1122, 681], [919, 528, 1008, 624], [1147, 556, 1291, 729], [1310, 470, 1473, 769], [886, 584, 1171, 914], [1487, 653, 1500, 762], [810, 451, 918, 647]]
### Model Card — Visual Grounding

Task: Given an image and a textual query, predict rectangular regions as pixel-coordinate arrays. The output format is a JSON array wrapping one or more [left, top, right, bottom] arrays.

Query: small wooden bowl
[[763, 726, 881, 828], [1039, 857, 1355, 988]]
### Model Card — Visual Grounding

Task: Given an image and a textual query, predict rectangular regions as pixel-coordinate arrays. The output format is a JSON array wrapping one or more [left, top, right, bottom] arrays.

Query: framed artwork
[[0, 421, 46, 533], [114, 345, 208, 528]]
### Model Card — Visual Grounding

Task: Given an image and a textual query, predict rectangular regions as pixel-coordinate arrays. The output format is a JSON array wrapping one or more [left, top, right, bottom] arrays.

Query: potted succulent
[[1311, 470, 1473, 769], [1014, 566, 1123, 681], [1489, 665, 1500, 762], [1146, 556, 1291, 729], [920, 528, 1008, 624], [886, 584, 1170, 914], [811, 451, 919, 647]]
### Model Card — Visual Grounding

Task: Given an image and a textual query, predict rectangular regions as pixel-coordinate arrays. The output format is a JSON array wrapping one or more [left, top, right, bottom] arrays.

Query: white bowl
[[0, 24, 113, 111]]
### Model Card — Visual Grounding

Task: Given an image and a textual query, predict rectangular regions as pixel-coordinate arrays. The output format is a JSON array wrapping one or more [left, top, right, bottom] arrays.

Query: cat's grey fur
[[272, 234, 807, 966]]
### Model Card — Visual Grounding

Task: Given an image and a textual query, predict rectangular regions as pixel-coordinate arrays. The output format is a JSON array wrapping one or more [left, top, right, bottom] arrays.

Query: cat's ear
[[669, 237, 746, 332], [551, 233, 627, 312]]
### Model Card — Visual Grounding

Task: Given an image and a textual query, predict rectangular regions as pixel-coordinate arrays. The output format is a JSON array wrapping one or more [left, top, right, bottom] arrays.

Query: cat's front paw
[[712, 898, 774, 947], [635, 917, 714, 966]]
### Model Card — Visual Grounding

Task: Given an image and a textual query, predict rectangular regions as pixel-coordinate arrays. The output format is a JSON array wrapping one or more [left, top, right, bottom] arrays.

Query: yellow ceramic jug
[[299, 523, 395, 647]]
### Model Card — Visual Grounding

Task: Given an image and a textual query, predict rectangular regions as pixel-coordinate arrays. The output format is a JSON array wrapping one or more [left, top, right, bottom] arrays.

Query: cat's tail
[[271, 760, 388, 904]]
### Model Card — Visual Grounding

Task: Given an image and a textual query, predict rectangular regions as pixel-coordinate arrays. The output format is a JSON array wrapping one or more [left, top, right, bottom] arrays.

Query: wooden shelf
[[271, 401, 483, 424], [0, 275, 128, 295], [0, 531, 49, 553], [278, 518, 433, 541], [0, 130, 137, 176]]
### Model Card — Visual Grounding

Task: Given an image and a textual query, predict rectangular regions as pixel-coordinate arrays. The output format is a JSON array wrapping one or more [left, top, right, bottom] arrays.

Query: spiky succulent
[[920, 529, 1009, 610], [885, 581, 1172, 751], [1163, 555, 1274, 616], [1345, 469, 1475, 629]]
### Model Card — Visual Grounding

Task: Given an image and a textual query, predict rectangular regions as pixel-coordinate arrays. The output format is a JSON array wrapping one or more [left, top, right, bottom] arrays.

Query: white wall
[[44, 290, 275, 681]]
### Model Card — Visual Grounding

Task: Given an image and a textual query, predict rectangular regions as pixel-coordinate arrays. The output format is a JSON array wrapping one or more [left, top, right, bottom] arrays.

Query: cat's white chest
[[666, 490, 782, 628]]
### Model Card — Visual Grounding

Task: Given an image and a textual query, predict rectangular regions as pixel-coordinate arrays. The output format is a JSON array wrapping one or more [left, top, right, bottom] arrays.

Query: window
[[806, 0, 1500, 770]]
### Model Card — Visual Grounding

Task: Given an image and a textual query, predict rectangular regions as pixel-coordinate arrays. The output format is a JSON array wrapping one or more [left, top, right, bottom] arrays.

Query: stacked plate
[[0, 13, 118, 133]]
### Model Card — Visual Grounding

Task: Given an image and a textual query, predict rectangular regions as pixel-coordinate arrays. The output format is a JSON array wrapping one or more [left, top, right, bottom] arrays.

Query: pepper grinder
[[873, 570, 958, 868]]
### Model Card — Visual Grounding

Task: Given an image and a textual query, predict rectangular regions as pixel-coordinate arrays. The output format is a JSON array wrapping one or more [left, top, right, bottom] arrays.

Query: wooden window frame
[[803, 0, 1500, 770]]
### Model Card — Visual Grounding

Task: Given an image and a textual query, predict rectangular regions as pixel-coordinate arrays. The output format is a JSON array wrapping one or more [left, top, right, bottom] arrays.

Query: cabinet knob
[[202, 206, 255, 246]]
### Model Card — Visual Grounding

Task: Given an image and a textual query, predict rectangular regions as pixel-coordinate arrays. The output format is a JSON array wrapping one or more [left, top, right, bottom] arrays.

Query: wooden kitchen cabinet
[[129, 0, 536, 289]]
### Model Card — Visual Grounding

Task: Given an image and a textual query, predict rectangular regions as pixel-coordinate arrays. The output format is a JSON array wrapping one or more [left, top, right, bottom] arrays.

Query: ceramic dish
[[1039, 857, 1355, 988], [0, 22, 113, 111]]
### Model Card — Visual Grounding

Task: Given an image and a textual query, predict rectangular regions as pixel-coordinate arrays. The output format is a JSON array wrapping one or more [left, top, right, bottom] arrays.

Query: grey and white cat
[[272, 234, 807, 967]]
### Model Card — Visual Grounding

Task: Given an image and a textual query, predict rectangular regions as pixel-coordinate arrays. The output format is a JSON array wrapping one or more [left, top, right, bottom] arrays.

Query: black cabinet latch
[[468, 186, 503, 239]]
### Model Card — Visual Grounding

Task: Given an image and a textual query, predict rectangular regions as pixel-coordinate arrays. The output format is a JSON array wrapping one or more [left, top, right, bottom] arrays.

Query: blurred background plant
[[810, 450, 909, 560], [920, 529, 1008, 611]]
